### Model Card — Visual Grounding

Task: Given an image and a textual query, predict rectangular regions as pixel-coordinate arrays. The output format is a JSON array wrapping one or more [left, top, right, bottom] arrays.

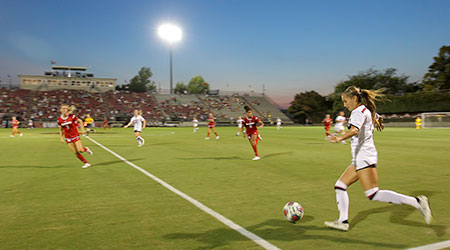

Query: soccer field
[[0, 126, 449, 249]]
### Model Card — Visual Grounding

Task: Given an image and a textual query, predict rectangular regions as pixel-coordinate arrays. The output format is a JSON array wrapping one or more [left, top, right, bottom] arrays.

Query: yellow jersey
[[85, 117, 94, 124]]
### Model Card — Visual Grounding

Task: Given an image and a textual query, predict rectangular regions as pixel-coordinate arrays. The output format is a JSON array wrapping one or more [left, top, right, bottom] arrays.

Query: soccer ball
[[282, 201, 304, 223]]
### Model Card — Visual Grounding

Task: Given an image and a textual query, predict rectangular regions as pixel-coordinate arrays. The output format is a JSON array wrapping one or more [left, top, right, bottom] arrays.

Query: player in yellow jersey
[[415, 116, 422, 130], [84, 114, 96, 136]]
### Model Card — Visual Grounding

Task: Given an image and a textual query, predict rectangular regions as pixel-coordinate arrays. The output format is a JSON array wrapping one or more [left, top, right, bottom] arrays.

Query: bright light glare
[[158, 24, 182, 43]]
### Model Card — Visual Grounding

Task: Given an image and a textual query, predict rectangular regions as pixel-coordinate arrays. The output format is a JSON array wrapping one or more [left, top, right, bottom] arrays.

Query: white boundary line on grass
[[406, 240, 450, 250], [86, 136, 280, 250]]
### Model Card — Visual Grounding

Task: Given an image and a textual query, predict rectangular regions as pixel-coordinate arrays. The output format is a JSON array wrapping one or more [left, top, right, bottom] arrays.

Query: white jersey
[[130, 115, 145, 131], [193, 119, 198, 127], [276, 118, 282, 125], [348, 105, 377, 170], [237, 119, 244, 128], [335, 115, 346, 130]]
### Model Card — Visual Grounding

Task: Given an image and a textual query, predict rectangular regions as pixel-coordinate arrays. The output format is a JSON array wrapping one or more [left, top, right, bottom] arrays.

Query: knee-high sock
[[335, 180, 349, 222], [252, 144, 258, 156], [76, 153, 88, 163], [366, 188, 420, 209]]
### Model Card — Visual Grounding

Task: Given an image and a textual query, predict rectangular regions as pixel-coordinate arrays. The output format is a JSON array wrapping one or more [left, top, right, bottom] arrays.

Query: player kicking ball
[[124, 109, 146, 147], [325, 86, 432, 231], [242, 106, 264, 160]]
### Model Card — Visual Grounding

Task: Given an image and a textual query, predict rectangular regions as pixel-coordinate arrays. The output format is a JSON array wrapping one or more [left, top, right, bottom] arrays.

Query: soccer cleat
[[417, 195, 432, 224], [216, 136, 220, 140], [85, 147, 93, 155], [324, 220, 349, 231], [20, 133, 23, 136], [82, 163, 91, 169], [140, 138, 145, 146], [258, 134, 262, 140], [205, 137, 210, 140], [252, 156, 261, 161], [138, 144, 143, 147], [10, 135, 14, 137], [341, 141, 347, 144]]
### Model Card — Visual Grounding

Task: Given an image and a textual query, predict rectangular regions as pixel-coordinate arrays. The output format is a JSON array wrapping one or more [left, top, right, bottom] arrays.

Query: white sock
[[335, 180, 349, 222], [136, 138, 142, 145], [366, 188, 420, 209]]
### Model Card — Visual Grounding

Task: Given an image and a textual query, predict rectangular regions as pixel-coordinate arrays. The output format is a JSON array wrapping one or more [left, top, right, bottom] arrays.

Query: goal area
[[421, 112, 450, 128]]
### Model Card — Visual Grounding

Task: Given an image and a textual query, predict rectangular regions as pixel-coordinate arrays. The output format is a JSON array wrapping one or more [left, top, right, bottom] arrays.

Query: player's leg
[[213, 128, 219, 139], [250, 134, 259, 160], [135, 131, 144, 146], [205, 127, 210, 139], [75, 140, 92, 155], [358, 167, 432, 224], [68, 142, 89, 167], [11, 127, 16, 136], [324, 165, 358, 231]]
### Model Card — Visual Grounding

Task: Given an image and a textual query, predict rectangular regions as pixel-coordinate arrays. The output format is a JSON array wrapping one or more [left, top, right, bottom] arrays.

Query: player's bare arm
[[329, 126, 358, 143]]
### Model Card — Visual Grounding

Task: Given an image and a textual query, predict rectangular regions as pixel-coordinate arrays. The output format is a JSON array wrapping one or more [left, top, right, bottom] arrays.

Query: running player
[[84, 114, 95, 136], [205, 113, 219, 140], [58, 104, 93, 168], [193, 117, 199, 133], [276, 118, 282, 130], [10, 116, 23, 137], [334, 111, 347, 144], [322, 114, 333, 138], [124, 109, 146, 147], [236, 116, 244, 136], [325, 86, 432, 231], [241, 106, 264, 160], [103, 117, 112, 131], [415, 116, 422, 130]]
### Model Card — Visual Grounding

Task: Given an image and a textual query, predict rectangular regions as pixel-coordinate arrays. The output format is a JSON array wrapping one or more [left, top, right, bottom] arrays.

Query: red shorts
[[208, 123, 215, 128], [325, 126, 331, 131], [247, 131, 258, 140], [65, 136, 80, 143]]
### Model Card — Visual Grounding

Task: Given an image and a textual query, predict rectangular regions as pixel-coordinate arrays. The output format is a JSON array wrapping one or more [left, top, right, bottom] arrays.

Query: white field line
[[406, 240, 450, 250], [86, 136, 280, 250]]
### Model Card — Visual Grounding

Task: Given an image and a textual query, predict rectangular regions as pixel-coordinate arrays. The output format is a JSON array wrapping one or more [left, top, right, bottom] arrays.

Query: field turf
[[0, 126, 449, 249]]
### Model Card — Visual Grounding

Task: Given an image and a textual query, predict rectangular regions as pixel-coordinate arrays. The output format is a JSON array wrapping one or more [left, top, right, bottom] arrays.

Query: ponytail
[[343, 86, 385, 131], [244, 105, 251, 112]]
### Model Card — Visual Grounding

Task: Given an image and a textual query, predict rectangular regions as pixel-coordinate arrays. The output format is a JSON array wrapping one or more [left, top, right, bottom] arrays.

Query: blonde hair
[[134, 109, 142, 116], [60, 104, 76, 114], [343, 86, 385, 131]]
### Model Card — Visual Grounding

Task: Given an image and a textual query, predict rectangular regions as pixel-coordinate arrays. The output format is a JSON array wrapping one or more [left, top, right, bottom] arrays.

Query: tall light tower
[[158, 24, 182, 94]]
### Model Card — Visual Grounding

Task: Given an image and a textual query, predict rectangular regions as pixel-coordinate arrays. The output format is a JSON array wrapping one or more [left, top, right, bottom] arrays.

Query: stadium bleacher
[[0, 88, 292, 127]]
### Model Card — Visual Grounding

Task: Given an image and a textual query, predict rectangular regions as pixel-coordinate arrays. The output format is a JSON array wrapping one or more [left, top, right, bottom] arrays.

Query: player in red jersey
[[205, 113, 219, 140], [241, 106, 264, 160], [322, 114, 333, 138], [10, 116, 23, 137], [103, 117, 112, 131], [57, 104, 93, 168]]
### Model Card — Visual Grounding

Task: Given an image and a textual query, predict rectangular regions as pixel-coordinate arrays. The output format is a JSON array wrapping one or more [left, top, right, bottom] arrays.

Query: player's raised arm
[[258, 119, 264, 129]]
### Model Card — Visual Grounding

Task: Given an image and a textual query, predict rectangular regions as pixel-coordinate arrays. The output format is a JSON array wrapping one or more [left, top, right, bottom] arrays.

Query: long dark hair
[[244, 106, 252, 112], [343, 86, 385, 131]]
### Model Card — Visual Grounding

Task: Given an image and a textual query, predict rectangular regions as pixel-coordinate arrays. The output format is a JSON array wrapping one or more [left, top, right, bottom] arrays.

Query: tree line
[[116, 67, 210, 94], [288, 45, 450, 123]]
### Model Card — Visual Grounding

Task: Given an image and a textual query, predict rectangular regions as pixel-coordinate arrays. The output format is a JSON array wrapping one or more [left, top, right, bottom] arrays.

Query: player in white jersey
[[324, 86, 432, 231], [236, 116, 244, 136], [276, 118, 282, 130], [124, 109, 146, 147], [192, 117, 199, 133], [334, 111, 347, 144]]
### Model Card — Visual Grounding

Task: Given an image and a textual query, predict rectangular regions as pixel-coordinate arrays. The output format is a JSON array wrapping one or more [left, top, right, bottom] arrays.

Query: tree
[[128, 67, 156, 92], [423, 45, 450, 90], [187, 76, 209, 94], [287, 91, 331, 123], [174, 82, 187, 94]]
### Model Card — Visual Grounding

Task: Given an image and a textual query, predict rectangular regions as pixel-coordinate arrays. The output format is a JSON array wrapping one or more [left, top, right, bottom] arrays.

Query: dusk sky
[[1, 0, 449, 108]]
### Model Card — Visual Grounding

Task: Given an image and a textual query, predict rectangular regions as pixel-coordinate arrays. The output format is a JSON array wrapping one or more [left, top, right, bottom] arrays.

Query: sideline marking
[[406, 240, 450, 250], [86, 136, 280, 250]]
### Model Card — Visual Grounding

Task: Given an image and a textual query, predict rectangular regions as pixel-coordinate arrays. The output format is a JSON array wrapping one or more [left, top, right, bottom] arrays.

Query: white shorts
[[334, 125, 345, 132], [277, 123, 281, 126], [238, 125, 242, 129], [351, 150, 377, 171], [193, 124, 198, 127]]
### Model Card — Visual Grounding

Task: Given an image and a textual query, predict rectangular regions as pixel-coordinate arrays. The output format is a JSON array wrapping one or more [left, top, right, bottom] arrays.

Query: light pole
[[158, 24, 182, 94]]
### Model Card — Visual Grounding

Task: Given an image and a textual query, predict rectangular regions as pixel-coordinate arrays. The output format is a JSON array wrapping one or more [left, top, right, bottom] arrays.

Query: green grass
[[0, 126, 449, 249]]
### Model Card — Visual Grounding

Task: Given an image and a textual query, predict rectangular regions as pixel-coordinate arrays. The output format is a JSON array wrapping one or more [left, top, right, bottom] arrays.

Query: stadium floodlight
[[158, 24, 182, 94]]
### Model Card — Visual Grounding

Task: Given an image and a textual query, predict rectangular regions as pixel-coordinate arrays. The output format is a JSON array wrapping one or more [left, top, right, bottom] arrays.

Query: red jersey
[[242, 116, 261, 135], [11, 119, 19, 128], [208, 116, 215, 125], [322, 118, 332, 127], [58, 114, 80, 139]]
